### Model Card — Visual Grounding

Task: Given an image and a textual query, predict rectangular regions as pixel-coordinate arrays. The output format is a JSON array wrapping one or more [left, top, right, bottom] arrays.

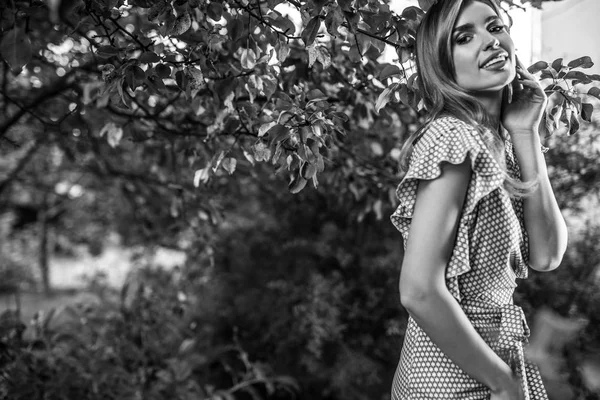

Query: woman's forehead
[[455, 1, 499, 26]]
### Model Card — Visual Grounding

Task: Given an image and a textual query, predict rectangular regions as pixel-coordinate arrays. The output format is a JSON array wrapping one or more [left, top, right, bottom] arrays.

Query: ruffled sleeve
[[390, 116, 505, 300]]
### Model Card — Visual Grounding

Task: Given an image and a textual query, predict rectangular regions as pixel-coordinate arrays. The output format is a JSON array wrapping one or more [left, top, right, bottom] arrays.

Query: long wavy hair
[[400, 0, 537, 196]]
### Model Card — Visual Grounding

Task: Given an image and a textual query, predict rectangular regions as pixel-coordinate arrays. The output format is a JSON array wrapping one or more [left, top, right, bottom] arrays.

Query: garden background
[[1, 0, 600, 399]]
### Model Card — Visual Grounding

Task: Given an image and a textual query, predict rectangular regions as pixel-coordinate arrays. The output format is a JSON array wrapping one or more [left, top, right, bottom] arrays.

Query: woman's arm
[[400, 158, 520, 395], [503, 64, 568, 272], [510, 134, 568, 271]]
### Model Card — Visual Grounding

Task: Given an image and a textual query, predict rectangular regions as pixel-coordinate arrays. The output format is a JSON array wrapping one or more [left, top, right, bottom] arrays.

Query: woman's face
[[451, 1, 516, 94]]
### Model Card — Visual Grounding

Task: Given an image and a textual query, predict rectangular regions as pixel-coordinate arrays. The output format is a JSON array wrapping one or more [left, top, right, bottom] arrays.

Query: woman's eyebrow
[[453, 15, 502, 34]]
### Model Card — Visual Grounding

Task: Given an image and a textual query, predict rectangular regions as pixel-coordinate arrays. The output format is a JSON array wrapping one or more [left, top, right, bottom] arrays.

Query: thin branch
[[0, 140, 44, 196], [0, 61, 95, 139], [232, 0, 301, 40], [107, 16, 152, 52]]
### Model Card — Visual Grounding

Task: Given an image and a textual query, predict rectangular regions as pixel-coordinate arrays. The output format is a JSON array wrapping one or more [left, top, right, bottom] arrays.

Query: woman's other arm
[[400, 159, 522, 399], [503, 64, 568, 272], [510, 133, 567, 271]]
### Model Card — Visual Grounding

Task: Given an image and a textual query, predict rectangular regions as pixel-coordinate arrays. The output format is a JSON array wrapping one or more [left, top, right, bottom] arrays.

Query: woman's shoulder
[[425, 115, 476, 135], [415, 115, 479, 153]]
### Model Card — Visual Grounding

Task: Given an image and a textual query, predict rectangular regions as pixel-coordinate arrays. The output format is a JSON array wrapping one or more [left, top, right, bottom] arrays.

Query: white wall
[[539, 0, 600, 74]]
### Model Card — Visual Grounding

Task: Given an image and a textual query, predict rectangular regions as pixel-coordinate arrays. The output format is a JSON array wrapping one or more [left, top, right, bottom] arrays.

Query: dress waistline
[[461, 299, 532, 400]]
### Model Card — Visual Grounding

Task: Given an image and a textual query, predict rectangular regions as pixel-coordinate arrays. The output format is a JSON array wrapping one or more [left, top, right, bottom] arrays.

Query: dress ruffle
[[390, 116, 506, 300]]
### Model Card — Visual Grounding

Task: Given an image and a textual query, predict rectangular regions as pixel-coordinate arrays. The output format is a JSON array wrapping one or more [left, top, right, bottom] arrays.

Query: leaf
[[138, 51, 161, 63], [99, 122, 123, 147], [240, 48, 256, 69], [268, 124, 290, 142], [275, 40, 290, 63], [175, 70, 188, 91], [258, 122, 277, 137], [169, 359, 192, 382], [379, 64, 402, 81], [581, 103, 593, 123], [566, 71, 590, 82], [375, 83, 398, 113], [567, 56, 593, 69], [0, 28, 32, 73], [252, 141, 271, 162], [396, 46, 412, 64], [229, 18, 244, 41], [222, 158, 237, 175], [569, 112, 580, 135], [168, 11, 191, 36], [551, 57, 563, 72], [307, 44, 331, 69], [96, 45, 119, 58], [288, 172, 307, 194], [155, 63, 171, 78], [178, 338, 196, 355], [306, 89, 327, 101], [588, 87, 600, 100], [418, 0, 436, 11], [401, 6, 421, 21], [539, 69, 556, 80], [527, 60, 548, 74], [193, 164, 211, 186], [300, 162, 316, 179], [146, 75, 167, 93], [148, 0, 169, 21], [324, 6, 344, 36], [243, 149, 255, 165], [207, 2, 223, 21], [185, 67, 205, 91], [302, 16, 321, 46], [212, 150, 225, 172]]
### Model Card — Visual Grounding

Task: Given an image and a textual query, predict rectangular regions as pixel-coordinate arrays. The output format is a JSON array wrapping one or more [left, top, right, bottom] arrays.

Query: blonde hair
[[400, 0, 537, 196]]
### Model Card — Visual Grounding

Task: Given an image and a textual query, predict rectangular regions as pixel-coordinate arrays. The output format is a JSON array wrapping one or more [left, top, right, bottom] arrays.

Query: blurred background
[[0, 0, 599, 399]]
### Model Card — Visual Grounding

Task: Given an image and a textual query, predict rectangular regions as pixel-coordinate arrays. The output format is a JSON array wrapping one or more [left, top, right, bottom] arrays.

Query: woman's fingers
[[514, 68, 545, 97]]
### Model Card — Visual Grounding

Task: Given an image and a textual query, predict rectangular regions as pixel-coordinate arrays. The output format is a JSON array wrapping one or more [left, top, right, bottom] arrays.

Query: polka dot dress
[[390, 116, 548, 400]]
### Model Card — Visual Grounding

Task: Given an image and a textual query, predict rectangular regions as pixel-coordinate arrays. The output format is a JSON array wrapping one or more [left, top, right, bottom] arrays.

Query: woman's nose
[[483, 35, 500, 51]]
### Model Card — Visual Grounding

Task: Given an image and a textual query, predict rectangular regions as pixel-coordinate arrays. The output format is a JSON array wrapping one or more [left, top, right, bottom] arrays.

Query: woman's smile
[[481, 51, 508, 70]]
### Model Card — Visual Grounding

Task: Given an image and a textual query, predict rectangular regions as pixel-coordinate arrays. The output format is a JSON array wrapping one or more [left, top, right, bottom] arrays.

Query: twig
[[0, 61, 95, 139], [0, 140, 44, 196]]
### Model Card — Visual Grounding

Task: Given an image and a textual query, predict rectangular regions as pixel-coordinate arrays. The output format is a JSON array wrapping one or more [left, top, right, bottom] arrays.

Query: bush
[[0, 265, 299, 400]]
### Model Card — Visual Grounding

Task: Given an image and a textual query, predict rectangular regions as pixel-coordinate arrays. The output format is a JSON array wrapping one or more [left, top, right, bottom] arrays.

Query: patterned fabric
[[390, 116, 548, 400]]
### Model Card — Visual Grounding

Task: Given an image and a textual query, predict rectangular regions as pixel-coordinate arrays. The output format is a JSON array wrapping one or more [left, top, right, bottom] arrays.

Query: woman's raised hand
[[502, 57, 548, 137]]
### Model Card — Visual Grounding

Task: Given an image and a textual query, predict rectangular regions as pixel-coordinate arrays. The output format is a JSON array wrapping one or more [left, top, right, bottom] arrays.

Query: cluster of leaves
[[528, 56, 600, 135], [1, 0, 594, 201], [0, 265, 299, 400]]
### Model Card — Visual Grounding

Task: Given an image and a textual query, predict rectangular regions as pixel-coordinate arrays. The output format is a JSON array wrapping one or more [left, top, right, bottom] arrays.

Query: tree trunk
[[39, 197, 50, 295]]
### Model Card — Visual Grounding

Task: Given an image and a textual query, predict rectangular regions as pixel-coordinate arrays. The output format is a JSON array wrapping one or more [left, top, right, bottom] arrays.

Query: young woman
[[390, 0, 568, 399]]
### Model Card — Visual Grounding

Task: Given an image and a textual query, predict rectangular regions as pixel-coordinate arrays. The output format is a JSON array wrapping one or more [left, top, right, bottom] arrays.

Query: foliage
[[0, 265, 300, 400], [207, 188, 407, 399]]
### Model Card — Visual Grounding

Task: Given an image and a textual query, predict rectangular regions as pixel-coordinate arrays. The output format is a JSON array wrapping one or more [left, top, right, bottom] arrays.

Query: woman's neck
[[474, 89, 503, 132], [474, 89, 503, 121]]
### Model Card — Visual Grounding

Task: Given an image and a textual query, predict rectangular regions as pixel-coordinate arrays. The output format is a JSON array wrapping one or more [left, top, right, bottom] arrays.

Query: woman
[[390, 0, 568, 399]]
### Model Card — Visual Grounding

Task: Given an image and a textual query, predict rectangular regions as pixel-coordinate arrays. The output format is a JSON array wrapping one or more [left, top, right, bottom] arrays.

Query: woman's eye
[[455, 35, 471, 45], [489, 25, 506, 33]]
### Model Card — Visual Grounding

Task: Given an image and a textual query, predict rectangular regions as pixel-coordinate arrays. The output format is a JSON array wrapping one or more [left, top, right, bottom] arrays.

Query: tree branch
[[0, 140, 44, 196], [0, 61, 95, 139]]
